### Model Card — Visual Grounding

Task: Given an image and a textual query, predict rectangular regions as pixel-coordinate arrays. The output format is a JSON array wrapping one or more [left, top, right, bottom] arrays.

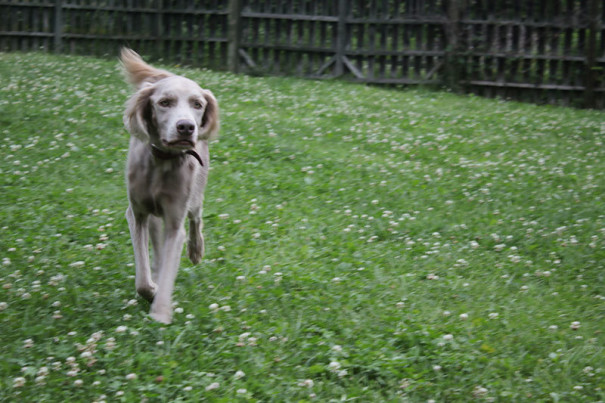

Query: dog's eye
[[158, 99, 171, 107], [193, 100, 204, 110]]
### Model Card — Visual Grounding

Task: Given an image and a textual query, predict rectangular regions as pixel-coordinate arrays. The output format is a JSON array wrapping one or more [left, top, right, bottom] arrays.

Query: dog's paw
[[188, 239, 204, 264], [136, 282, 158, 303], [149, 303, 172, 324]]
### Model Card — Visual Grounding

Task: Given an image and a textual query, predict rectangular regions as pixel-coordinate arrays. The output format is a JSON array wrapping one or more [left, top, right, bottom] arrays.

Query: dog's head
[[121, 49, 219, 149]]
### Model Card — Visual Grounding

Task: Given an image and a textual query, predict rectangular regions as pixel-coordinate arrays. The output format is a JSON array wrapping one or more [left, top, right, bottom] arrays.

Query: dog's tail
[[120, 48, 172, 88]]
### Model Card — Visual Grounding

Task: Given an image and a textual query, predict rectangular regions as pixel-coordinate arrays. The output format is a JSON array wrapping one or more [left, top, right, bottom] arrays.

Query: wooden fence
[[1, 0, 603, 108]]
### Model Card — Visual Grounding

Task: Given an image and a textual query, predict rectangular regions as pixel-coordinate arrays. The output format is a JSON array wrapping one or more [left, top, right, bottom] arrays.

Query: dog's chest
[[129, 160, 194, 216]]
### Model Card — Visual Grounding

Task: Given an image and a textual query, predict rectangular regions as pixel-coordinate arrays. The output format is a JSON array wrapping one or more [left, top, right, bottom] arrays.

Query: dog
[[120, 48, 219, 323]]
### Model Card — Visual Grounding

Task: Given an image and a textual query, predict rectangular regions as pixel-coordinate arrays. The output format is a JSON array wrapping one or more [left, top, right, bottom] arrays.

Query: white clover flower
[[105, 338, 116, 351], [299, 379, 314, 388], [236, 388, 248, 395], [0, 302, 8, 311], [13, 377, 26, 388], [209, 303, 219, 312], [74, 379, 83, 387], [125, 373, 137, 381], [570, 321, 581, 330], [488, 312, 499, 319], [443, 334, 454, 341], [328, 361, 341, 371], [115, 326, 127, 333], [459, 313, 469, 320], [234, 370, 245, 379], [473, 386, 488, 397], [205, 382, 220, 391]]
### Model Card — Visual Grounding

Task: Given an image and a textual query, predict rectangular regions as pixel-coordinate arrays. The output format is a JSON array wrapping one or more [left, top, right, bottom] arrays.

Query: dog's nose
[[176, 120, 195, 136]]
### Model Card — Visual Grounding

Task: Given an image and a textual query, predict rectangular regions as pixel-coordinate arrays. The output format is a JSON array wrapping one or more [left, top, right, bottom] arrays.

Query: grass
[[0, 51, 604, 402]]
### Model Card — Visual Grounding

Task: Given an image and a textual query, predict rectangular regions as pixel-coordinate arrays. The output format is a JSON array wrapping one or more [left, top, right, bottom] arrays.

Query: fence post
[[335, 0, 347, 77], [445, 0, 461, 91], [54, 0, 63, 53], [227, 0, 243, 73], [584, 0, 598, 108]]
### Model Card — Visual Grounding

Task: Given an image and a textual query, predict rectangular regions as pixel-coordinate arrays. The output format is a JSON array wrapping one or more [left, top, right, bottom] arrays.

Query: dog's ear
[[200, 89, 219, 140], [124, 84, 155, 142]]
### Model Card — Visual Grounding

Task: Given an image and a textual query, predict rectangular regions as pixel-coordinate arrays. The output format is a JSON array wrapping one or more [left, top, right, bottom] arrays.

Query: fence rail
[[1, 0, 603, 108]]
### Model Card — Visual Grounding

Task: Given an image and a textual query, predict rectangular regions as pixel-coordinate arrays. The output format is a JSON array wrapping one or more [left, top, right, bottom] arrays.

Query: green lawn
[[0, 52, 604, 402]]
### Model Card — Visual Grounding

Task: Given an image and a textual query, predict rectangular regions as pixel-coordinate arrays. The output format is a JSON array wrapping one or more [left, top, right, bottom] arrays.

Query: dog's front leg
[[149, 220, 186, 324], [126, 206, 157, 302]]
